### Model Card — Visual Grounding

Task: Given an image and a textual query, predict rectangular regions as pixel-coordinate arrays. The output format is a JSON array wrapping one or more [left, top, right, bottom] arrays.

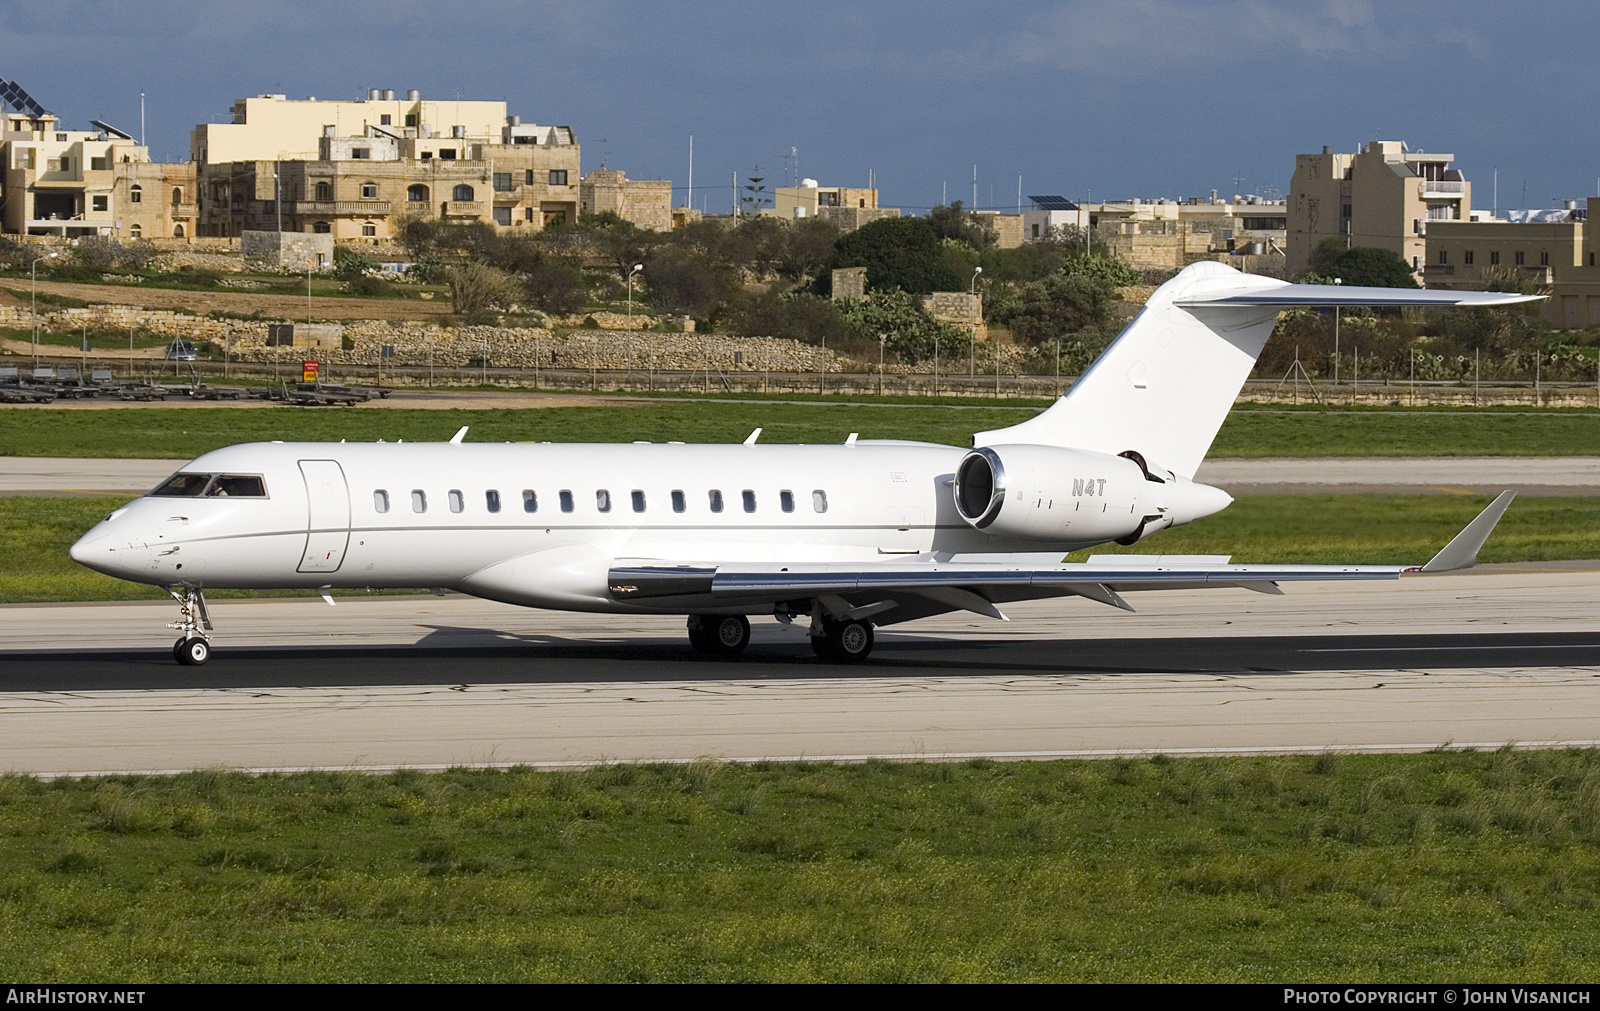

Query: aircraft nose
[[69, 529, 110, 570]]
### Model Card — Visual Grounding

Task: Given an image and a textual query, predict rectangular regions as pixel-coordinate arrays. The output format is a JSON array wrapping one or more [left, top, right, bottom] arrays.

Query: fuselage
[[70, 439, 1225, 614]]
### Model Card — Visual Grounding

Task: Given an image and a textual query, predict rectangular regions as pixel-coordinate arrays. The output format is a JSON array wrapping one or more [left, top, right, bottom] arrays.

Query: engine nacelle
[[953, 444, 1233, 544]]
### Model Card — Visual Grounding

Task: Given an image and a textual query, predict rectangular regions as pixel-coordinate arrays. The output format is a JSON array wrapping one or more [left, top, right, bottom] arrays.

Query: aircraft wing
[[609, 492, 1514, 623]]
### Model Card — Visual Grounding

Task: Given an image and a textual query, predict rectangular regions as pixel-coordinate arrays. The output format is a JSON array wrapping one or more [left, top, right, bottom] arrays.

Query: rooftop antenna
[[597, 137, 609, 169], [972, 164, 977, 210], [139, 90, 145, 146], [687, 134, 693, 209]]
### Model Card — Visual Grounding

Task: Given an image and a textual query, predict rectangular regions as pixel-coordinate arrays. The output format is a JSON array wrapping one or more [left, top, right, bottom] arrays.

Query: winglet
[[450, 426, 469, 444], [1419, 490, 1516, 573], [743, 428, 762, 445]]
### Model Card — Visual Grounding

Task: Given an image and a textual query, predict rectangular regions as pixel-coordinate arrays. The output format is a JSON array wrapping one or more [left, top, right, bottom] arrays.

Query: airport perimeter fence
[[10, 348, 1600, 407]]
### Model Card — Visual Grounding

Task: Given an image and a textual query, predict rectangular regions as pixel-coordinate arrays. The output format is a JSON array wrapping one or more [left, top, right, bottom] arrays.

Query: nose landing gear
[[167, 584, 213, 666]]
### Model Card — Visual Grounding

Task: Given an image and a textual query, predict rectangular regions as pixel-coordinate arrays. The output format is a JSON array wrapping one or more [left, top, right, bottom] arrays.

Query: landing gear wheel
[[811, 619, 874, 663], [173, 636, 210, 666], [687, 614, 750, 658]]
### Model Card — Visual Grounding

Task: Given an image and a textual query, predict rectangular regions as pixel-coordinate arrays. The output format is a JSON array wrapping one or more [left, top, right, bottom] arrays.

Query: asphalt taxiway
[[3, 568, 1599, 775]]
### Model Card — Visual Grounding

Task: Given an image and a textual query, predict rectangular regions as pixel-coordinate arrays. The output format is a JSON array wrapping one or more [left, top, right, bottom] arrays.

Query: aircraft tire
[[174, 637, 210, 666], [812, 619, 873, 663], [687, 614, 750, 658]]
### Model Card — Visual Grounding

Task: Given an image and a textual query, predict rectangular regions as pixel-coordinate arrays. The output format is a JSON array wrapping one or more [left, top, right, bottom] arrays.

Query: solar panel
[[0, 79, 48, 118], [1028, 195, 1078, 211]]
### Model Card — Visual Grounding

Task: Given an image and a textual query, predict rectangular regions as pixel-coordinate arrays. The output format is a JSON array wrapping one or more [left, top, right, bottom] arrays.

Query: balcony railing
[[291, 200, 393, 216], [1426, 264, 1455, 276], [171, 203, 197, 217], [442, 201, 485, 216], [1421, 180, 1465, 196]]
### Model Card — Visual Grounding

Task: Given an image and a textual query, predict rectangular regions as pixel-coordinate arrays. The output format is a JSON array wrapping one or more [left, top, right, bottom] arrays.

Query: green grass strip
[[5, 494, 1595, 604], [2, 752, 1599, 981], [4, 402, 1600, 458]]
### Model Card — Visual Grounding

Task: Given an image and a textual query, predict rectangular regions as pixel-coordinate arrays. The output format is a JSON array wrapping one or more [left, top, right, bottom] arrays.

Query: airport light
[[1332, 277, 1342, 387], [31, 251, 57, 368], [628, 263, 644, 319], [969, 266, 982, 376]]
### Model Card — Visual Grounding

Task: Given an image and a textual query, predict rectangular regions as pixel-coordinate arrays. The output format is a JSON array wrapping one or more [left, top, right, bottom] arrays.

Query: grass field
[[2, 752, 1598, 981], [3, 402, 1600, 459], [4, 493, 1594, 604]]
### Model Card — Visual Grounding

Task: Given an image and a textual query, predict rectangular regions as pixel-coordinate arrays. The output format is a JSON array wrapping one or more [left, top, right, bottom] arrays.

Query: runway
[[7, 455, 1598, 496], [4, 568, 1600, 775]]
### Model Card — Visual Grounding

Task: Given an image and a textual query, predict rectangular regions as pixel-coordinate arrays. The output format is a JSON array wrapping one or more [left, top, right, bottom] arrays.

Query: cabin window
[[559, 490, 574, 512], [671, 490, 686, 513], [411, 490, 427, 513], [779, 490, 795, 513], [374, 490, 389, 513], [448, 489, 464, 513], [486, 490, 501, 513], [812, 490, 828, 513], [522, 490, 538, 513], [742, 490, 756, 513], [631, 490, 646, 513], [708, 490, 724, 513], [596, 490, 611, 512]]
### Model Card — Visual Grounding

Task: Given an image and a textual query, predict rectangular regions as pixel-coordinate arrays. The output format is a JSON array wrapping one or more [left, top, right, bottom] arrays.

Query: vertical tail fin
[[973, 262, 1541, 478], [974, 262, 1280, 478]]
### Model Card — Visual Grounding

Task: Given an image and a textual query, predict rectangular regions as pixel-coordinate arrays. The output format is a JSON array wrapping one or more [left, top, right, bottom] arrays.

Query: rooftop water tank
[[407, 90, 421, 101], [801, 177, 819, 188]]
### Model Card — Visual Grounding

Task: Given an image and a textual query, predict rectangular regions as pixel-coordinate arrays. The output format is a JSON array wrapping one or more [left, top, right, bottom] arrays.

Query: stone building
[[192, 91, 579, 240], [579, 169, 674, 231], [1289, 140, 1470, 276], [1425, 199, 1600, 328]]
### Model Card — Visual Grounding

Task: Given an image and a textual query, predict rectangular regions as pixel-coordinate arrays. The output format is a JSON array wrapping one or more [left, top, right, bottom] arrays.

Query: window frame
[[812, 490, 828, 513], [448, 489, 465, 514], [708, 490, 724, 513], [374, 489, 389, 513], [411, 489, 427, 513], [486, 490, 501, 513], [631, 490, 646, 513], [521, 490, 537, 513], [671, 490, 686, 513], [559, 490, 574, 513]]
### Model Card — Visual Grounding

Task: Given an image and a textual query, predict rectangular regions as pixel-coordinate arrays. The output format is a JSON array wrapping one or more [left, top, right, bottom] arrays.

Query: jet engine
[[952, 444, 1233, 544]]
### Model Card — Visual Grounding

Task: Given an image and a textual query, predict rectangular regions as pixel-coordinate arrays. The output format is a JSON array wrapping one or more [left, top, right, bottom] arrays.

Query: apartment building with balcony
[[1030, 194, 1286, 269], [1425, 199, 1600, 328], [1, 106, 195, 239], [1288, 140, 1470, 276], [193, 91, 580, 240]]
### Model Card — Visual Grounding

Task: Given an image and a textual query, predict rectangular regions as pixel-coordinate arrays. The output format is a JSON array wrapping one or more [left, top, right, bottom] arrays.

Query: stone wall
[[830, 266, 866, 301]]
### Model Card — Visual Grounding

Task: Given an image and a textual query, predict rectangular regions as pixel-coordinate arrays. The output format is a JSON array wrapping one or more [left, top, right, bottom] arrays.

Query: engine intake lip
[[954, 448, 1006, 529]]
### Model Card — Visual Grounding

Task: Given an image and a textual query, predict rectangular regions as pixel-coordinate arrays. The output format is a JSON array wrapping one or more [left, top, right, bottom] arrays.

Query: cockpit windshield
[[149, 473, 268, 498]]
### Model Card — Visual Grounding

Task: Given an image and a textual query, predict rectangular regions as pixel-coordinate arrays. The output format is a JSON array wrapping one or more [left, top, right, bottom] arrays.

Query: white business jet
[[70, 262, 1535, 666]]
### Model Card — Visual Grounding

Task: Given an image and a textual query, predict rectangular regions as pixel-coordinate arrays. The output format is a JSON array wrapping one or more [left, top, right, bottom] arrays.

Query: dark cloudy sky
[[4, 0, 1595, 214]]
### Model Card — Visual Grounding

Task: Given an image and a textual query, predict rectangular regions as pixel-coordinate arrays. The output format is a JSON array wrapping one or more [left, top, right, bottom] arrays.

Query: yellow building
[[1426, 199, 1600, 328], [579, 170, 675, 231], [1, 108, 194, 239], [193, 92, 579, 240], [1289, 141, 1470, 276], [772, 181, 898, 231]]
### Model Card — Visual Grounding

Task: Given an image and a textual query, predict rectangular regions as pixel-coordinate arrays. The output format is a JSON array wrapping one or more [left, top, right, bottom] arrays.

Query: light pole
[[969, 266, 982, 376], [1332, 276, 1342, 387], [878, 333, 885, 396], [628, 263, 643, 319], [30, 251, 57, 368]]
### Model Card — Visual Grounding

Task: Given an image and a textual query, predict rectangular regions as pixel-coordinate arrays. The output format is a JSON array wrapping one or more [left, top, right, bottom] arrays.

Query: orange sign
[[302, 360, 319, 383]]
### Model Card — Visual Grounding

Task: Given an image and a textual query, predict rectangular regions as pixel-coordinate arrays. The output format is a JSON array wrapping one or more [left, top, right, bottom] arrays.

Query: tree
[[740, 168, 769, 215], [727, 291, 849, 346], [1305, 238, 1420, 288], [928, 201, 996, 249], [1004, 271, 1122, 348], [774, 218, 842, 285], [445, 262, 519, 320], [643, 245, 741, 321], [836, 289, 967, 364], [822, 216, 963, 295], [521, 251, 588, 316]]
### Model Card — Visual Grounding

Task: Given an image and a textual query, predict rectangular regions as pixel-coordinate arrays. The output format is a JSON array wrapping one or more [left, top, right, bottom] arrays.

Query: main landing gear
[[685, 611, 878, 663], [167, 584, 213, 666], [810, 617, 875, 664], [687, 614, 751, 658]]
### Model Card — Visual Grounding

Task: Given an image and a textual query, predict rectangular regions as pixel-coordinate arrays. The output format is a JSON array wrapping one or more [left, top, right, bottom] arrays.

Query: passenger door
[[297, 459, 350, 573]]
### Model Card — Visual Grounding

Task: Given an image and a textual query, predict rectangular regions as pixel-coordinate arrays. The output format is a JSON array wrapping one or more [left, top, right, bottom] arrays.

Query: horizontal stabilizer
[[1176, 284, 1543, 308]]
